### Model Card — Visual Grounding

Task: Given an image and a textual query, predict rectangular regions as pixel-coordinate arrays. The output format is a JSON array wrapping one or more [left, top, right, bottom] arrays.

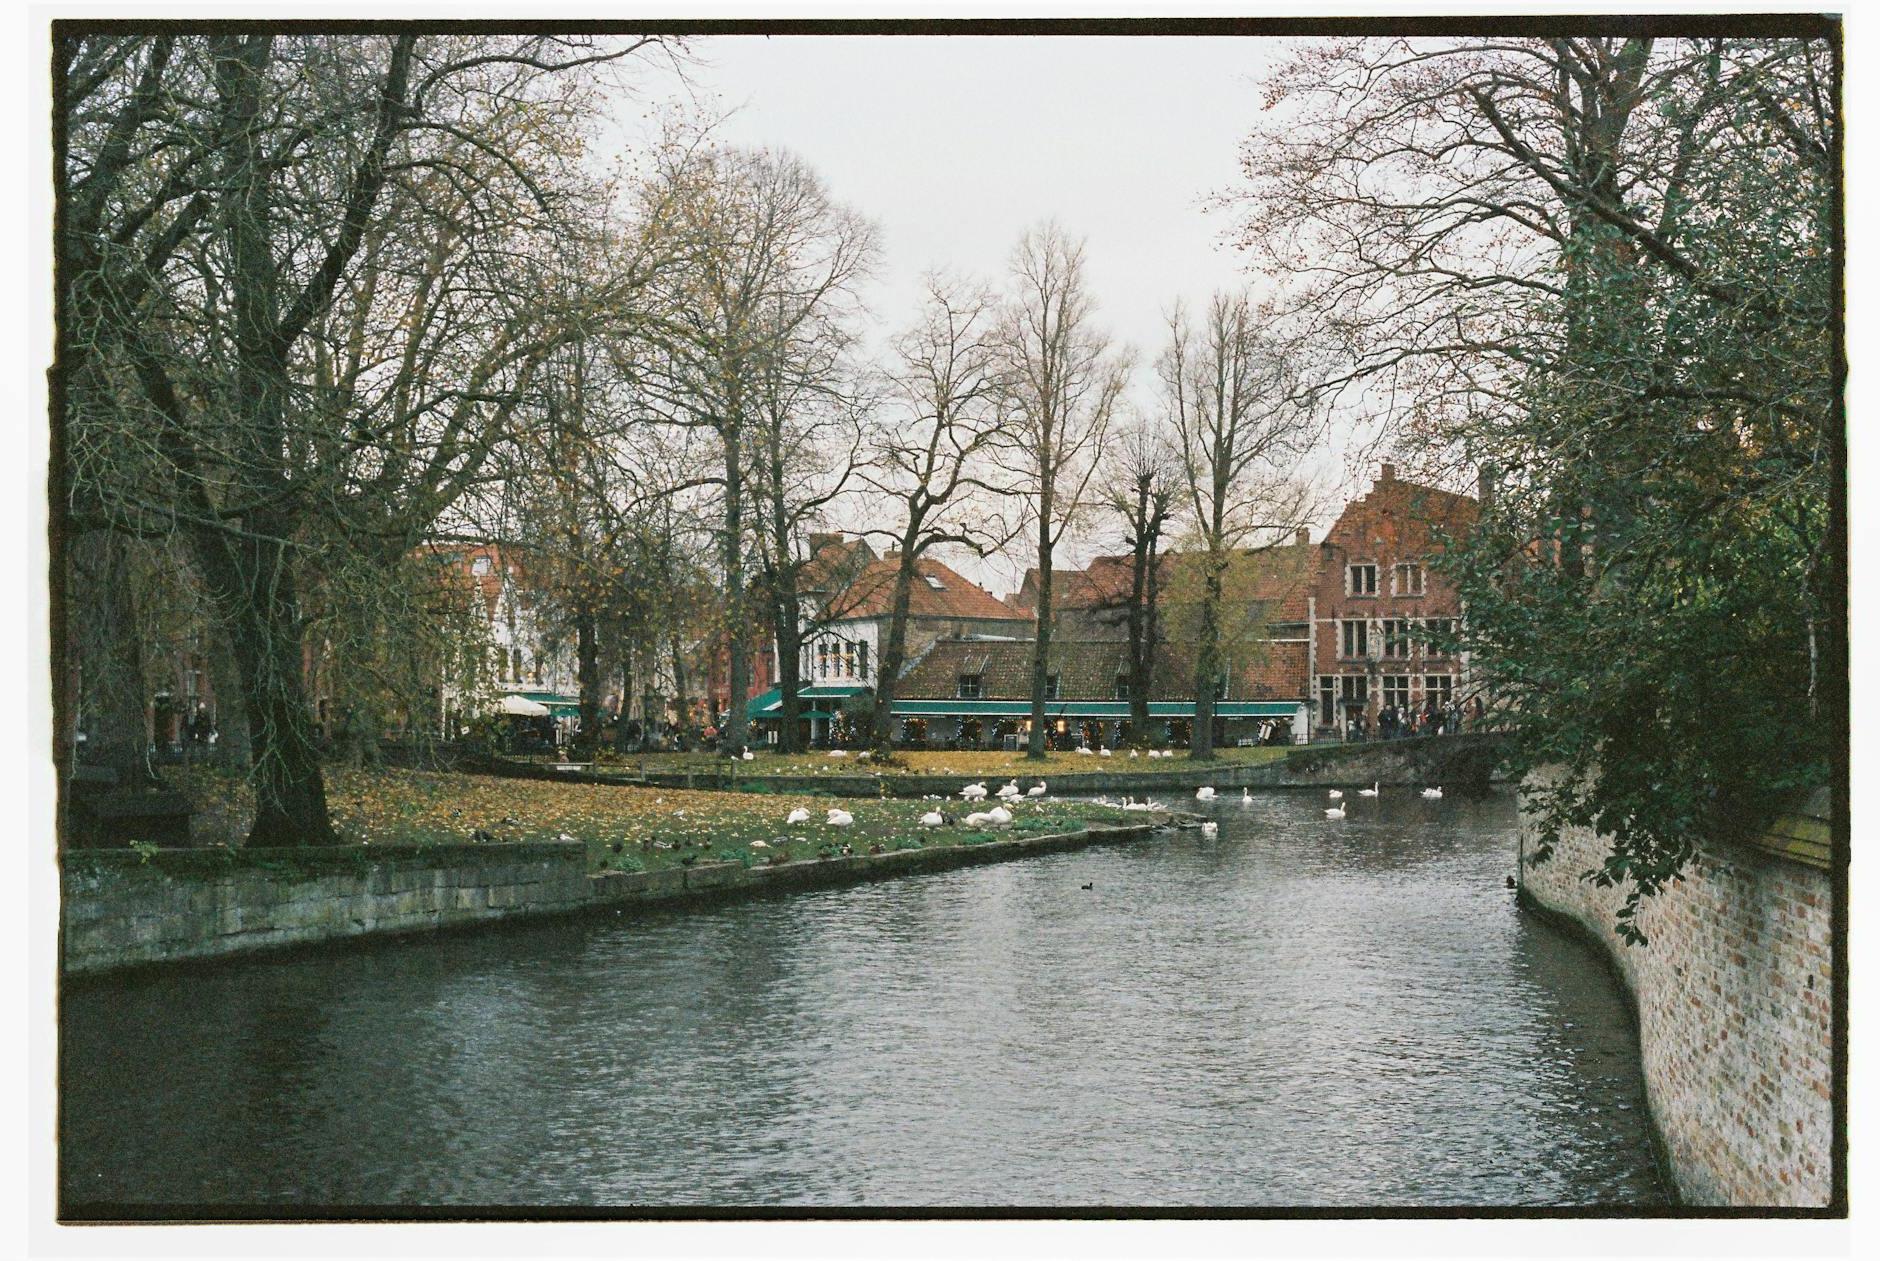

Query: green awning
[[888, 699, 1303, 719], [752, 683, 869, 715]]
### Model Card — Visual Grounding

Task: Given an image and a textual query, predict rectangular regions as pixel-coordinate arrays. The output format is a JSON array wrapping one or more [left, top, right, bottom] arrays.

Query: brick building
[[1307, 464, 1479, 739]]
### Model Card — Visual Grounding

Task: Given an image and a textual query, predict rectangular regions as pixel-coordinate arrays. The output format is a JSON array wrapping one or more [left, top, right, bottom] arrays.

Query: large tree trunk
[[773, 591, 803, 754], [721, 423, 750, 751], [219, 545, 338, 847], [870, 547, 920, 754], [1027, 503, 1054, 760], [573, 607, 600, 759], [1190, 555, 1225, 761]]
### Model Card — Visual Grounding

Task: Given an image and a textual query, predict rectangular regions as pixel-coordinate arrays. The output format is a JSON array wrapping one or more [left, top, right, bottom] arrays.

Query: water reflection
[[61, 789, 1667, 1210]]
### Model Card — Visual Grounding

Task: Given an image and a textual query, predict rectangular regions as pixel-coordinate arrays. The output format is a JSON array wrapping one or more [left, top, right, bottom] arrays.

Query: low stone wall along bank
[[1517, 786, 1834, 1208], [61, 824, 1156, 976]]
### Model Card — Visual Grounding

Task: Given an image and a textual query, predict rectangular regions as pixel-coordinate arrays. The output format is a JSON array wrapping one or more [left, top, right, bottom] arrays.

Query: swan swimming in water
[[1195, 786, 1216, 801], [1421, 786, 1444, 799], [1359, 782, 1379, 797], [1325, 803, 1347, 819]]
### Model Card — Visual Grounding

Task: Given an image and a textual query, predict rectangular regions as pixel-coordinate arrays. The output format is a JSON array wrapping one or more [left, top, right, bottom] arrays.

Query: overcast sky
[[628, 34, 1354, 598]]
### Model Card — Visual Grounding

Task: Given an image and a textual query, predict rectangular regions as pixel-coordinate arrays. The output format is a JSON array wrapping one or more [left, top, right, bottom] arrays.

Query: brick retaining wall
[[1517, 786, 1834, 1208]]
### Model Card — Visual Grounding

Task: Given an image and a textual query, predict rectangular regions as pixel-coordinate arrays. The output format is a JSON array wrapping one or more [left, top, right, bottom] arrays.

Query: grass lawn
[[169, 767, 1145, 874], [588, 744, 1297, 778]]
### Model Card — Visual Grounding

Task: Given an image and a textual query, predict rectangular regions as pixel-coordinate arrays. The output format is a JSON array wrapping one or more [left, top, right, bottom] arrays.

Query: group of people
[[1347, 697, 1478, 741]]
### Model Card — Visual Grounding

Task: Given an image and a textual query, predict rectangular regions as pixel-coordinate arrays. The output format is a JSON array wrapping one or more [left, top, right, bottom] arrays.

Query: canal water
[[60, 789, 1669, 1211]]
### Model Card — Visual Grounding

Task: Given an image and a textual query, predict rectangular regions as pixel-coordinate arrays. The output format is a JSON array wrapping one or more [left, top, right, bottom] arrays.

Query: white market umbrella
[[496, 694, 551, 717]]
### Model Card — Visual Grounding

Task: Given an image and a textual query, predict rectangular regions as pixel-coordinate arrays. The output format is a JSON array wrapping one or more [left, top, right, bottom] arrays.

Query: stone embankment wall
[[1517, 787, 1835, 1208], [61, 824, 1154, 976]]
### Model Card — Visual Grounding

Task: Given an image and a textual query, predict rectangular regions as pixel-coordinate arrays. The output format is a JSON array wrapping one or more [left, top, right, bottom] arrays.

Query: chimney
[[808, 532, 841, 553], [1295, 527, 1310, 546], [1380, 462, 1396, 484], [1477, 463, 1496, 509]]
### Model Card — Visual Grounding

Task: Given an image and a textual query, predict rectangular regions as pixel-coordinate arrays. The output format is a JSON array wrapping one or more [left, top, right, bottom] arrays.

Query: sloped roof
[[896, 637, 1307, 703], [800, 534, 878, 596], [825, 554, 1028, 624], [1016, 541, 1316, 622]]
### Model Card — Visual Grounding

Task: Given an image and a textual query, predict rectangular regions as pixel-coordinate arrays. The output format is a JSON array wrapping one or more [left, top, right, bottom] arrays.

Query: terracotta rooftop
[[826, 554, 1028, 623]]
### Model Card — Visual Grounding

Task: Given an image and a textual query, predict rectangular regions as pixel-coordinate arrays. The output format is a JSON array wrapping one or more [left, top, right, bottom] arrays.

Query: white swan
[[827, 749, 846, 758], [785, 807, 811, 825], [919, 810, 944, 828], [1358, 782, 1379, 797], [1240, 788, 1252, 804], [742, 750, 755, 761], [1195, 786, 1216, 801], [964, 811, 993, 828], [1200, 821, 1219, 838], [996, 780, 1021, 799], [988, 805, 1013, 826], [1421, 786, 1444, 799], [1027, 782, 1047, 797], [1099, 747, 1112, 757], [961, 782, 988, 801], [1328, 789, 1344, 800], [1325, 804, 1347, 819], [1129, 749, 1139, 759], [826, 808, 854, 827]]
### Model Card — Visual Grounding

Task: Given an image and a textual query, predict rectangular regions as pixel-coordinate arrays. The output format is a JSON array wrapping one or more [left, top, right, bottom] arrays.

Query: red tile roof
[[826, 554, 1028, 623]]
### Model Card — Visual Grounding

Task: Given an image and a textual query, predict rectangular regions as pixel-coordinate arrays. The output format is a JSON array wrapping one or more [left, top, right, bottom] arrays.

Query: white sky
[[628, 34, 1356, 599]]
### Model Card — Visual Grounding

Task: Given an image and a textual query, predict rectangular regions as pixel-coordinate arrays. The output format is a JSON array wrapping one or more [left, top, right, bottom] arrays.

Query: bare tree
[[1096, 416, 1179, 743], [1160, 291, 1323, 760], [996, 223, 1131, 760], [630, 140, 877, 753], [859, 273, 1019, 754]]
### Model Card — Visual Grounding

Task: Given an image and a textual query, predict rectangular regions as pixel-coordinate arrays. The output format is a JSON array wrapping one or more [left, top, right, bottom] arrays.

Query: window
[[1383, 619, 1414, 659], [857, 641, 869, 680], [1383, 675, 1412, 710], [1266, 622, 1308, 640], [958, 674, 982, 699], [1423, 618, 1455, 659], [1425, 675, 1455, 706], [1116, 674, 1132, 700], [1393, 562, 1425, 596], [1347, 563, 1377, 596], [511, 648, 523, 682], [843, 642, 858, 678], [1341, 619, 1369, 658], [1339, 675, 1369, 706], [924, 574, 946, 590], [471, 555, 492, 576], [1214, 675, 1229, 701], [818, 643, 829, 679], [1044, 674, 1061, 700], [1319, 676, 1337, 725]]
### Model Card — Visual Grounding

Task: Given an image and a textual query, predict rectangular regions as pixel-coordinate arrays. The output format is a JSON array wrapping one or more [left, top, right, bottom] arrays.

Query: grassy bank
[[579, 745, 1295, 779], [167, 767, 1143, 874]]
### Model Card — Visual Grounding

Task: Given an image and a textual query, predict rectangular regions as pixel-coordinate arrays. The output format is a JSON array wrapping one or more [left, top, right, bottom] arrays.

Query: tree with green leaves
[[1231, 35, 1837, 939]]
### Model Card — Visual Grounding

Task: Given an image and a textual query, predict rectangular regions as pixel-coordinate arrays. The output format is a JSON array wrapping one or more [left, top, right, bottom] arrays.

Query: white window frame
[[1347, 562, 1378, 597]]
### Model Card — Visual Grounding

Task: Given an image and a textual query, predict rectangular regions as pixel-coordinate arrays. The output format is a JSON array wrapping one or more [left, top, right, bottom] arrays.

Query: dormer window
[[1045, 674, 1061, 700], [1115, 674, 1131, 700], [957, 674, 982, 699]]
